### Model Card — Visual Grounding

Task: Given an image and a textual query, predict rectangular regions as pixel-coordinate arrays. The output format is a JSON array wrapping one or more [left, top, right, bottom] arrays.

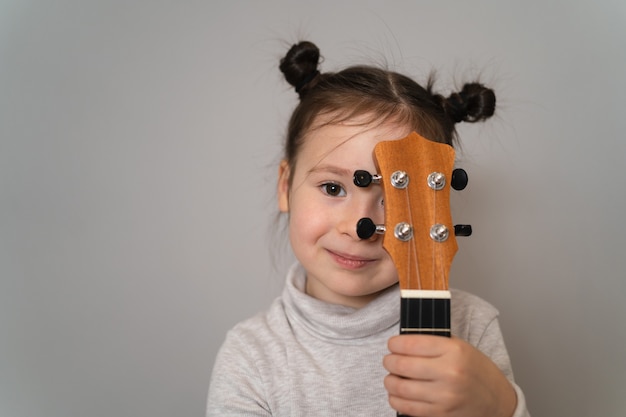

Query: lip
[[327, 250, 376, 270]]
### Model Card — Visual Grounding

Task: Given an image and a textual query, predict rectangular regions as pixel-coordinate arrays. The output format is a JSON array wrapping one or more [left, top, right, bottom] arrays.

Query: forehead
[[298, 118, 410, 168]]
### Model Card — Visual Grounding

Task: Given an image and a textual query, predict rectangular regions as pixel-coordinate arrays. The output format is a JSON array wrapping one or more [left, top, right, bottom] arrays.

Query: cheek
[[289, 206, 324, 238], [288, 200, 332, 245], [382, 254, 400, 282]]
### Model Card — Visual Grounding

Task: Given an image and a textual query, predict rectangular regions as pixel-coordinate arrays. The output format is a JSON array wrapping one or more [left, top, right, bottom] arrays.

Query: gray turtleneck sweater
[[207, 263, 530, 416]]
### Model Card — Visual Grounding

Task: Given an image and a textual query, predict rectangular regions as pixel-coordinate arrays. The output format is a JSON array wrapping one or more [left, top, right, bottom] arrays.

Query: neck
[[399, 289, 451, 337]]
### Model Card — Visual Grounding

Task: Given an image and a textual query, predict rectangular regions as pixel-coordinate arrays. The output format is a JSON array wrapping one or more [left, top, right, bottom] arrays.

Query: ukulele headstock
[[356, 132, 461, 291]]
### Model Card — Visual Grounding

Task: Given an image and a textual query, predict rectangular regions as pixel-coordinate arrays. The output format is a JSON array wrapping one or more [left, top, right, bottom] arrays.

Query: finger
[[388, 395, 433, 417], [387, 334, 452, 356], [383, 353, 436, 380], [384, 374, 436, 416], [384, 373, 431, 398]]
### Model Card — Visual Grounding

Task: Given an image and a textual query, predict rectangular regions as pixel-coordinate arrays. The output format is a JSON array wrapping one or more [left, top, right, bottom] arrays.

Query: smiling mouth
[[328, 250, 375, 269]]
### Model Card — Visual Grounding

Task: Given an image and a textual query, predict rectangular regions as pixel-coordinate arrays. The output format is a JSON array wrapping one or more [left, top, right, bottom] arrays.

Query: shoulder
[[451, 288, 499, 317], [207, 301, 286, 416], [208, 297, 290, 413], [213, 294, 295, 377], [222, 296, 289, 352], [450, 288, 500, 344]]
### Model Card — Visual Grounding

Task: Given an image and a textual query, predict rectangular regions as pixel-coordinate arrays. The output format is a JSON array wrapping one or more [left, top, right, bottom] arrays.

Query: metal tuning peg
[[451, 168, 468, 191], [356, 217, 386, 239], [353, 170, 381, 188], [454, 224, 473, 237]]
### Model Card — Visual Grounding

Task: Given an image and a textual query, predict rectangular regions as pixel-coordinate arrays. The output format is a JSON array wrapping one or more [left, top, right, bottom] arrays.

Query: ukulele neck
[[400, 290, 451, 337]]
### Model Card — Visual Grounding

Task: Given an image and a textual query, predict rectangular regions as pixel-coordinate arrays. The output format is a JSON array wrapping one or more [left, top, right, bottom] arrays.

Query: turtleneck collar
[[282, 263, 400, 342]]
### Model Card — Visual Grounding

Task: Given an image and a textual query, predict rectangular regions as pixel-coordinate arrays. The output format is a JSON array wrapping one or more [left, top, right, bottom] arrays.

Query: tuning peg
[[451, 168, 468, 190], [353, 170, 381, 188], [356, 217, 386, 239], [454, 224, 472, 237]]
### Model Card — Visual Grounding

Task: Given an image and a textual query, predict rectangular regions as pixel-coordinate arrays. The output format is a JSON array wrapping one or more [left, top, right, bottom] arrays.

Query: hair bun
[[279, 41, 321, 97], [444, 83, 496, 123]]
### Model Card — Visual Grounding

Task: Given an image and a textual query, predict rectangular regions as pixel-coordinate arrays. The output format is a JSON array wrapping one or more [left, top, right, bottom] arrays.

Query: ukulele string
[[432, 186, 439, 291], [403, 186, 420, 291]]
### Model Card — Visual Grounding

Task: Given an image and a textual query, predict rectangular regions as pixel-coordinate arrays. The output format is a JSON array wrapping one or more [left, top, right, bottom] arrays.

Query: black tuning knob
[[454, 224, 472, 237], [356, 218, 377, 239], [356, 218, 386, 239], [451, 168, 468, 191], [353, 170, 381, 188]]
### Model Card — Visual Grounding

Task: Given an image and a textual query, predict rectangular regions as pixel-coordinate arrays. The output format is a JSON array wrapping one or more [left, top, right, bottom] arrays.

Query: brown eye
[[321, 182, 346, 197]]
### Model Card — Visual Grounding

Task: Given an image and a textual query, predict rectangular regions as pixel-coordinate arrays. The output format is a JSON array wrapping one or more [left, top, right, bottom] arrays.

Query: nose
[[338, 193, 384, 241]]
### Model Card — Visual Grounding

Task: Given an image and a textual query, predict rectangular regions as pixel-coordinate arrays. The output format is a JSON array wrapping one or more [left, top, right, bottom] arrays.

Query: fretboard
[[399, 290, 451, 337]]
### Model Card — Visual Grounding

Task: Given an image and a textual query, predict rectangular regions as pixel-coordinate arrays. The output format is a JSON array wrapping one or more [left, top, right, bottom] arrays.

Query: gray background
[[2, 1, 625, 416]]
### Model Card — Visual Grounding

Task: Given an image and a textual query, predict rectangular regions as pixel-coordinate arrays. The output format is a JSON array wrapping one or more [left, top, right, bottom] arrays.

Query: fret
[[400, 295, 451, 337]]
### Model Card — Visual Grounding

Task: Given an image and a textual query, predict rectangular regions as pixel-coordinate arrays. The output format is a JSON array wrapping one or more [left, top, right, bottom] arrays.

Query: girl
[[207, 41, 530, 417]]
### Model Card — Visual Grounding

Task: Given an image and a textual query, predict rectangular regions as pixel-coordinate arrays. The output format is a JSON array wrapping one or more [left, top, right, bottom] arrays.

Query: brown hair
[[279, 41, 496, 174]]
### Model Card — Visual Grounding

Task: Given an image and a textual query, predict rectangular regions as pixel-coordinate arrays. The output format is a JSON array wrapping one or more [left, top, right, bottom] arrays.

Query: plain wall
[[1, 1, 625, 416]]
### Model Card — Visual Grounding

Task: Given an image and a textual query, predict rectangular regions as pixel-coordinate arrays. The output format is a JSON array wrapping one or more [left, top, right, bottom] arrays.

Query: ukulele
[[354, 131, 470, 415]]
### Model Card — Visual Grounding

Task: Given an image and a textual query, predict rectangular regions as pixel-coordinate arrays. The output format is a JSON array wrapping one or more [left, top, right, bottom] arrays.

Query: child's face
[[278, 118, 410, 308]]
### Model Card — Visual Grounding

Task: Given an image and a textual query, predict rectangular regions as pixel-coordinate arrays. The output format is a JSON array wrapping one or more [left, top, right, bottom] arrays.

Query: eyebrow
[[308, 164, 352, 177]]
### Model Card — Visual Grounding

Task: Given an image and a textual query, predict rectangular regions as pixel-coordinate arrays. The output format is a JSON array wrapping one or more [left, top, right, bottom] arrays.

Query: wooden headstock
[[373, 131, 458, 292]]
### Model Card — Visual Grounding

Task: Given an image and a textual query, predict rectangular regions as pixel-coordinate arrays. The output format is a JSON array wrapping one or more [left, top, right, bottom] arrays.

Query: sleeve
[[475, 315, 531, 417], [206, 330, 272, 417]]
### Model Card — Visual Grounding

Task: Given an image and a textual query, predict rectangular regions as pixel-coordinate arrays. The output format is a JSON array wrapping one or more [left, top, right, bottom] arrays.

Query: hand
[[383, 335, 517, 417]]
